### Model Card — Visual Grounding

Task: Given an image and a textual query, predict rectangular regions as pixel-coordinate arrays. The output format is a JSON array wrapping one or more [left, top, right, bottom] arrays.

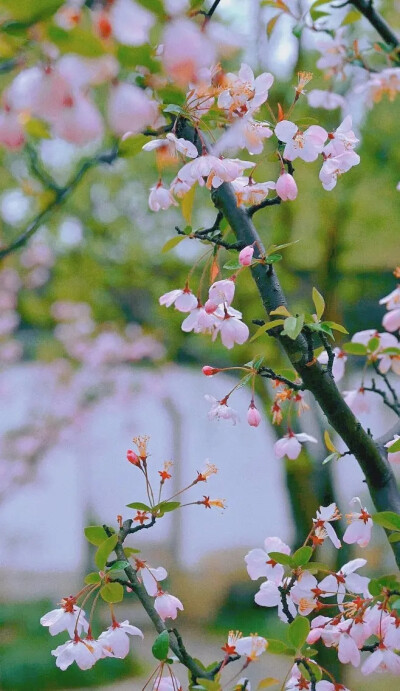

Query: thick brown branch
[[350, 0, 399, 50]]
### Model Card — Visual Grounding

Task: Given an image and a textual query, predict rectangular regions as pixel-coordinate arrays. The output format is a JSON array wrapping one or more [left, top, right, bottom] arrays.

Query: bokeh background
[[0, 0, 399, 689]]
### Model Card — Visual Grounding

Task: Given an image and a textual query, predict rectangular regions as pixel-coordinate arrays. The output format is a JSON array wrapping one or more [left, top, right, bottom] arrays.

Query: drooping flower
[[235, 634, 268, 660], [154, 592, 184, 621], [136, 561, 168, 597], [205, 395, 239, 424], [148, 181, 178, 211], [212, 306, 249, 349], [274, 431, 317, 460], [275, 120, 327, 162], [343, 388, 371, 415], [98, 620, 143, 658], [206, 278, 236, 309], [231, 177, 275, 207], [343, 497, 373, 547], [238, 245, 254, 266], [176, 154, 254, 191], [40, 598, 89, 638], [181, 305, 217, 334], [159, 287, 198, 312], [51, 636, 103, 670], [143, 132, 198, 159], [361, 644, 400, 675], [247, 401, 261, 427], [275, 173, 297, 201]]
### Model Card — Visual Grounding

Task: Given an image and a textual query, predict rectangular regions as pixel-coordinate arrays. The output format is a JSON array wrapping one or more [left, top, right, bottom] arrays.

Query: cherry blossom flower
[[315, 29, 348, 76], [383, 307, 400, 333], [307, 89, 346, 110], [108, 82, 160, 136], [356, 67, 400, 107], [176, 154, 254, 191], [52, 94, 104, 145], [254, 579, 297, 622], [212, 307, 249, 349], [159, 287, 198, 312], [109, 0, 155, 46], [154, 592, 184, 620], [98, 620, 143, 658], [0, 108, 25, 150], [247, 402, 261, 427], [231, 177, 275, 207], [361, 644, 400, 675], [245, 536, 291, 584], [385, 435, 400, 463], [343, 388, 371, 415], [52, 636, 103, 670], [318, 348, 347, 381], [235, 634, 267, 660], [275, 120, 327, 162], [143, 132, 198, 159], [148, 181, 178, 211], [343, 497, 373, 547], [207, 278, 236, 309], [40, 598, 89, 637], [319, 146, 360, 190], [275, 173, 298, 201], [136, 561, 168, 596], [214, 117, 274, 156], [318, 558, 370, 604], [162, 18, 216, 86], [181, 306, 217, 334], [56, 54, 119, 89], [239, 245, 254, 266], [290, 570, 321, 616], [217, 63, 274, 117], [274, 431, 317, 460], [205, 395, 239, 424], [313, 503, 341, 549], [326, 116, 358, 151], [380, 286, 400, 310]]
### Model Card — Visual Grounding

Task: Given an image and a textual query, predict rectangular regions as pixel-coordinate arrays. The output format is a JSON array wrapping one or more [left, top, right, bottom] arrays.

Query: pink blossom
[[108, 82, 160, 136], [275, 120, 327, 162], [0, 108, 25, 150], [315, 30, 348, 75], [319, 145, 360, 191], [57, 54, 119, 89], [361, 645, 400, 675], [385, 435, 400, 463], [154, 592, 184, 621], [383, 307, 400, 332], [217, 63, 274, 117], [52, 94, 104, 145], [343, 388, 371, 415], [380, 286, 400, 310], [137, 563, 168, 596], [290, 570, 319, 615], [318, 558, 370, 604], [247, 402, 261, 427], [317, 348, 347, 381], [176, 154, 254, 191], [343, 497, 373, 547], [212, 307, 249, 349], [235, 634, 267, 660], [109, 0, 155, 46], [245, 536, 291, 583], [207, 278, 235, 308], [98, 620, 143, 657], [239, 245, 254, 266], [40, 599, 88, 638], [181, 306, 217, 334], [51, 636, 103, 670], [275, 173, 298, 201], [159, 288, 197, 312], [143, 132, 198, 159], [274, 432, 317, 460], [231, 177, 275, 206], [307, 89, 346, 110], [162, 18, 216, 86], [148, 182, 178, 211], [215, 118, 273, 156], [205, 395, 239, 424], [313, 503, 341, 549]]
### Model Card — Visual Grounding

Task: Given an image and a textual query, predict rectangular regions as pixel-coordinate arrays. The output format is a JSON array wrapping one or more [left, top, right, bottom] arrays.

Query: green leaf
[[84, 526, 113, 546], [100, 582, 124, 603], [119, 133, 148, 158], [342, 342, 368, 355], [270, 305, 291, 317], [47, 26, 105, 56], [292, 546, 313, 568], [152, 630, 170, 661], [388, 533, 400, 543], [381, 347, 400, 355], [265, 253, 282, 264], [0, 0, 63, 22], [253, 355, 265, 370], [223, 260, 243, 270], [268, 552, 294, 567], [249, 320, 284, 342], [324, 429, 338, 453], [84, 572, 102, 585], [301, 659, 322, 681], [282, 314, 304, 340], [124, 547, 141, 556], [136, 0, 164, 17], [154, 501, 181, 515], [310, 9, 331, 21], [94, 534, 118, 570], [164, 104, 186, 116], [367, 337, 380, 352], [288, 617, 310, 649], [312, 287, 325, 320], [265, 639, 294, 655], [24, 118, 51, 139], [268, 240, 299, 253], [161, 235, 185, 254], [372, 511, 400, 531], [126, 502, 152, 511], [107, 560, 130, 572], [257, 680, 280, 689], [117, 44, 158, 71], [387, 438, 400, 453], [323, 321, 348, 334], [322, 452, 339, 465], [342, 8, 362, 25], [306, 561, 329, 574]]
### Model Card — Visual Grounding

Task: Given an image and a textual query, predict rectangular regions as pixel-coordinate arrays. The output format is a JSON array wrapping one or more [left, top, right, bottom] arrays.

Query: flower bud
[[202, 365, 220, 376], [127, 449, 140, 466], [247, 402, 261, 427], [204, 299, 217, 314], [238, 245, 254, 267], [275, 173, 297, 201]]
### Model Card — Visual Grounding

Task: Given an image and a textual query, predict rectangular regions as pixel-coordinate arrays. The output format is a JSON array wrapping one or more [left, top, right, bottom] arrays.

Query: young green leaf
[[270, 305, 291, 317], [387, 438, 400, 453], [152, 630, 170, 661], [291, 546, 313, 568], [312, 287, 325, 320], [324, 429, 338, 453], [107, 560, 130, 572], [372, 511, 400, 531], [84, 525, 113, 546], [288, 616, 310, 649], [342, 342, 368, 355], [267, 551, 294, 567], [100, 582, 124, 603], [249, 320, 285, 342], [282, 314, 304, 340], [161, 235, 185, 254], [126, 502, 152, 511], [84, 572, 102, 585], [94, 534, 118, 570]]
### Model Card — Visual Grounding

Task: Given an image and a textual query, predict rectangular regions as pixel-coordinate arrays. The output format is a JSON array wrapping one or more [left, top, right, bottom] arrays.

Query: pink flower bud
[[202, 365, 220, 376], [239, 245, 254, 266], [127, 449, 140, 466], [204, 299, 217, 314], [275, 173, 298, 201], [247, 402, 261, 427]]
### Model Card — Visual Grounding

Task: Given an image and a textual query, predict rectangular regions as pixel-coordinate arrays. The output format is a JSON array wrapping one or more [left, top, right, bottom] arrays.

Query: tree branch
[[175, 225, 245, 250], [247, 196, 281, 217], [0, 146, 119, 261], [350, 0, 399, 50], [258, 366, 304, 390]]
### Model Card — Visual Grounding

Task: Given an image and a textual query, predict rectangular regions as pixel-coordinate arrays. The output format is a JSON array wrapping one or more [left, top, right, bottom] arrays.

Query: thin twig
[[175, 225, 245, 250], [258, 366, 304, 390], [247, 196, 281, 217]]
